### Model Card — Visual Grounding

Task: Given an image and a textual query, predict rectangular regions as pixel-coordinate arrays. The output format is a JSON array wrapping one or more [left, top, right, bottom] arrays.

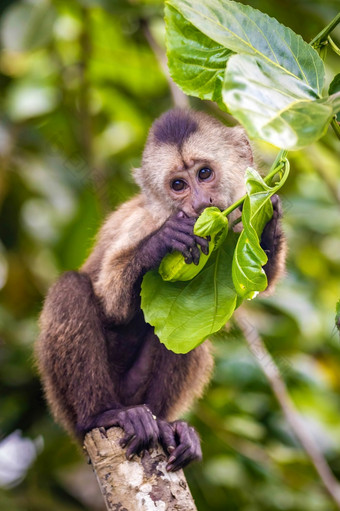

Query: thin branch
[[328, 36, 340, 56], [142, 21, 189, 108], [235, 308, 340, 509], [310, 13, 340, 47]]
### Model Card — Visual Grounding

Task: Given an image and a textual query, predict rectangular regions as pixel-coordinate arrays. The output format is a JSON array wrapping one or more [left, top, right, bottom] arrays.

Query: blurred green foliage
[[0, 0, 339, 510]]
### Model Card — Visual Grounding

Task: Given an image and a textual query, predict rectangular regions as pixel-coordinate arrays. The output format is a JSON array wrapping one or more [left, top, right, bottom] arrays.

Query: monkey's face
[[167, 159, 220, 217], [136, 109, 254, 219]]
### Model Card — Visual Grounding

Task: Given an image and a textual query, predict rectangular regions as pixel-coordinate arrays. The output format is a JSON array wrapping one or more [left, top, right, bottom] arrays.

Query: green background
[[0, 0, 339, 509]]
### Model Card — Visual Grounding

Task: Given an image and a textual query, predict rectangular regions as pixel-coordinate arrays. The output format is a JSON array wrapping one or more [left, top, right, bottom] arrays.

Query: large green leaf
[[165, 0, 332, 149], [165, 4, 233, 103], [166, 0, 324, 95], [223, 54, 335, 149], [141, 232, 240, 354]]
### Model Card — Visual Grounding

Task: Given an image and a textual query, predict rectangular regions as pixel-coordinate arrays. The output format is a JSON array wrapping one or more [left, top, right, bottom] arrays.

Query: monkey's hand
[[82, 405, 159, 460], [157, 419, 202, 472], [260, 194, 285, 288], [141, 211, 209, 270]]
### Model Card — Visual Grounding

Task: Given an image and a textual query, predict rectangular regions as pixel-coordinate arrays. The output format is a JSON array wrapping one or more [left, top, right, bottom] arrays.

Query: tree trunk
[[84, 427, 198, 511]]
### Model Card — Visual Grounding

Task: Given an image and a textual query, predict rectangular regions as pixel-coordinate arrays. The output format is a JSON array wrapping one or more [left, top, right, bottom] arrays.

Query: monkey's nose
[[192, 199, 213, 215]]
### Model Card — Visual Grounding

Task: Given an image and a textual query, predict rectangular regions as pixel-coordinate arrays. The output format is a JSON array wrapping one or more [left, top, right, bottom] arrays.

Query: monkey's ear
[[227, 125, 254, 165]]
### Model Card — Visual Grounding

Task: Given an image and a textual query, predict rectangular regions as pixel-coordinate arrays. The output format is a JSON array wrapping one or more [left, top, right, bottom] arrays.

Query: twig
[[310, 13, 340, 47], [235, 308, 340, 509]]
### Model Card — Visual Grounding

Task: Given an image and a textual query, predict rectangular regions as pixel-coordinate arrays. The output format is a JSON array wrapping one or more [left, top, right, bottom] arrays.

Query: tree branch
[[84, 427, 198, 511], [235, 308, 340, 509]]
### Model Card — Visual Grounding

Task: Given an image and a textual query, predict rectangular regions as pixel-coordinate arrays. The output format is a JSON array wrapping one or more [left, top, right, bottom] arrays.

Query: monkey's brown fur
[[36, 109, 285, 463]]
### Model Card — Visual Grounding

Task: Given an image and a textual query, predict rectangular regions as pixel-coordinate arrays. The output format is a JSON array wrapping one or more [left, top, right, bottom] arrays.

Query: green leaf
[[141, 232, 240, 354], [166, 0, 324, 95], [194, 207, 228, 236], [165, 4, 233, 104], [158, 248, 210, 282], [232, 165, 289, 299], [223, 54, 334, 149], [158, 207, 228, 282]]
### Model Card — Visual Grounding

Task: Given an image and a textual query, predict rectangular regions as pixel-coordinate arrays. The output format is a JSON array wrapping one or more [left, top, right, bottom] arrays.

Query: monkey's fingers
[[194, 235, 209, 255], [189, 244, 200, 265], [171, 215, 210, 256], [123, 406, 159, 459], [117, 413, 137, 449], [166, 421, 202, 472], [157, 419, 177, 455], [171, 240, 194, 264], [171, 233, 203, 265]]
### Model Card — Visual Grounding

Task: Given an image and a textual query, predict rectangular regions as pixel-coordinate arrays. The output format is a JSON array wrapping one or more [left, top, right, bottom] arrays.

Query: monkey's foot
[[157, 419, 202, 472], [82, 405, 159, 460]]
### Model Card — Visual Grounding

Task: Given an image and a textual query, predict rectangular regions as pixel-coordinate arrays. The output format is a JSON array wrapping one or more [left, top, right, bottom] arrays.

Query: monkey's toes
[[165, 421, 202, 472]]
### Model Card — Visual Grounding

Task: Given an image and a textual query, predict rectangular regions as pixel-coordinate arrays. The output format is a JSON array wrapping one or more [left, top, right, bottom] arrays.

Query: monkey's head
[[134, 109, 253, 218]]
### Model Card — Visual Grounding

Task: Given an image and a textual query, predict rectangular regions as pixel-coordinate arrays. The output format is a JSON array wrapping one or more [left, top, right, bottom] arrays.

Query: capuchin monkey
[[36, 109, 285, 472]]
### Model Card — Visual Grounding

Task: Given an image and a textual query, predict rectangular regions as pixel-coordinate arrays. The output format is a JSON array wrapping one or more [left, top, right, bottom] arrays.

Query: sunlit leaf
[[223, 54, 334, 149], [166, 0, 324, 94], [165, 0, 330, 148]]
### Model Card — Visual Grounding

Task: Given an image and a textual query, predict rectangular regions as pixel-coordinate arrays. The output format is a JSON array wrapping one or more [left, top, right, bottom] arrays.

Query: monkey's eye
[[171, 179, 186, 191], [198, 167, 213, 180]]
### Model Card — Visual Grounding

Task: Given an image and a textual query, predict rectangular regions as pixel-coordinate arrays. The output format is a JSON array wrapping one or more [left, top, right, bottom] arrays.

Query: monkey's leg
[[38, 271, 118, 433], [38, 272, 159, 455], [260, 194, 286, 291], [157, 419, 202, 472]]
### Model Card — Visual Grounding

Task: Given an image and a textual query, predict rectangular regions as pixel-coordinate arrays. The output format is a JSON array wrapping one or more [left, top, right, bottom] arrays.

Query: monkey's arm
[[261, 194, 286, 292], [85, 199, 208, 324]]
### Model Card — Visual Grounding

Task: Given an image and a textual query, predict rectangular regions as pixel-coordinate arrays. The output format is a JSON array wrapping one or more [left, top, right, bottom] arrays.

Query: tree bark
[[84, 427, 198, 511]]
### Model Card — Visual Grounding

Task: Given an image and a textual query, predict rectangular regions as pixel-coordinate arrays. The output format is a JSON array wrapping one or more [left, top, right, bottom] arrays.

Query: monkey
[[35, 108, 285, 472]]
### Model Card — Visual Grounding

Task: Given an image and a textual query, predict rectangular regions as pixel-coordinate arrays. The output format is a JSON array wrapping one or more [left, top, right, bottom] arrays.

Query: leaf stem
[[222, 153, 289, 218], [310, 13, 340, 47], [328, 36, 340, 56]]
